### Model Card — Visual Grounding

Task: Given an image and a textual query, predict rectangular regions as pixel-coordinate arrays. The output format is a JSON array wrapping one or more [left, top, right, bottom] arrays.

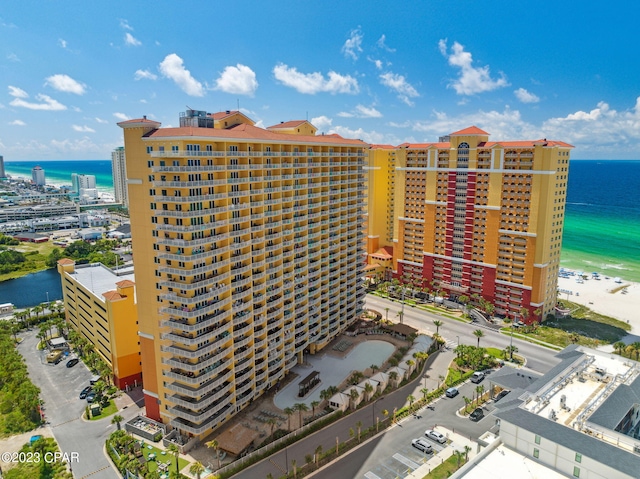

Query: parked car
[[471, 371, 485, 383], [53, 355, 64, 365], [86, 392, 97, 403], [470, 408, 484, 421], [411, 438, 433, 453], [495, 390, 510, 402], [79, 386, 92, 399], [445, 387, 459, 398], [424, 429, 446, 444], [66, 358, 79, 368]]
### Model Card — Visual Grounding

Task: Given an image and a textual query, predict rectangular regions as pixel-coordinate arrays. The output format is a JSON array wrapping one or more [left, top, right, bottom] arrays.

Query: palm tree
[[205, 439, 221, 469], [111, 414, 123, 430], [189, 461, 205, 479], [266, 417, 278, 437], [388, 371, 399, 387], [396, 310, 404, 324], [291, 458, 298, 479], [355, 420, 363, 442], [438, 374, 445, 389], [167, 443, 180, 476], [294, 402, 309, 428], [421, 387, 429, 400], [463, 445, 471, 462], [505, 345, 518, 361], [384, 307, 389, 322], [407, 394, 415, 409], [370, 363, 379, 373], [310, 400, 319, 418], [473, 329, 484, 348], [364, 382, 374, 400], [475, 385, 485, 406], [349, 389, 360, 410], [433, 320, 443, 335], [315, 444, 323, 468], [454, 450, 464, 468], [614, 341, 627, 357], [284, 407, 294, 430]]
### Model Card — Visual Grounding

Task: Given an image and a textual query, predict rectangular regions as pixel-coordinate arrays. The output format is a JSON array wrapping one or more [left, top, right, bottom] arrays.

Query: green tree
[[189, 461, 205, 479], [284, 407, 294, 430], [111, 414, 123, 430], [205, 439, 221, 469], [433, 320, 443, 335], [614, 341, 627, 357], [294, 402, 309, 428], [473, 329, 484, 348], [355, 420, 363, 442], [167, 442, 180, 476]]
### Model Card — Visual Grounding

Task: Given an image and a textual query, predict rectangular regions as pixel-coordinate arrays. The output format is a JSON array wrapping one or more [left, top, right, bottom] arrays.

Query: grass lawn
[[446, 368, 465, 385], [423, 454, 466, 479], [140, 444, 189, 474], [0, 241, 62, 282], [508, 301, 630, 348], [89, 399, 117, 420]]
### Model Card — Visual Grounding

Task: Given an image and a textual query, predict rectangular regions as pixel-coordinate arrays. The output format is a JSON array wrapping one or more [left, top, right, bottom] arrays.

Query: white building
[[31, 165, 45, 186], [111, 146, 128, 207], [487, 345, 640, 479]]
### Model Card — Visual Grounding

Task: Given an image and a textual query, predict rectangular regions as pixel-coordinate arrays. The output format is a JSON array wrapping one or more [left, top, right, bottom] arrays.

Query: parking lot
[[17, 329, 139, 479]]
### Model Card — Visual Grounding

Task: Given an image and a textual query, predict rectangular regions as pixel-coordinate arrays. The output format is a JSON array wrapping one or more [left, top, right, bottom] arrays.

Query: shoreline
[[557, 269, 639, 335]]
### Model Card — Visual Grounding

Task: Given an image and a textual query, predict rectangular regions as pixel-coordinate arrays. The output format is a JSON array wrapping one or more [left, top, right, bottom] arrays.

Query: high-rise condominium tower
[[111, 146, 128, 207], [118, 110, 367, 437]]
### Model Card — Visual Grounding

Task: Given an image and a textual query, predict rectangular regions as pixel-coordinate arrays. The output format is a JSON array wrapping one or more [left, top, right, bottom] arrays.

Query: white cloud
[[377, 34, 396, 52], [337, 111, 354, 118], [45, 74, 86, 95], [328, 125, 393, 145], [9, 120, 25, 126], [113, 112, 130, 121], [7, 53, 19, 62], [439, 39, 509, 95], [273, 64, 359, 95], [119, 19, 133, 31], [50, 137, 103, 153], [72, 125, 95, 133], [342, 28, 363, 60], [58, 38, 67, 49], [125, 32, 141, 47], [371, 58, 383, 70], [214, 64, 258, 96], [311, 115, 332, 131], [355, 105, 382, 118], [10, 94, 67, 111], [411, 106, 538, 141], [8, 86, 28, 98], [158, 54, 204, 97], [134, 69, 158, 81], [514, 87, 540, 104], [379, 72, 419, 106], [95, 117, 108, 124]]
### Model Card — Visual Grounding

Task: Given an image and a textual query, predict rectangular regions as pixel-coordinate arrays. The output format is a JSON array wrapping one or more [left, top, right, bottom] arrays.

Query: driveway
[[17, 329, 140, 479]]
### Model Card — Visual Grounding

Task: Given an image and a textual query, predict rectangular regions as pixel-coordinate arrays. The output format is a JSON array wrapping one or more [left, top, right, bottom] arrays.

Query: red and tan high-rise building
[[118, 110, 367, 438], [390, 127, 572, 323]]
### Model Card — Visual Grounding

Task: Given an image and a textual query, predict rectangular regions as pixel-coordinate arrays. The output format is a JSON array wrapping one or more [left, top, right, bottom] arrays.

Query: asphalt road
[[364, 295, 560, 374], [17, 329, 139, 479]]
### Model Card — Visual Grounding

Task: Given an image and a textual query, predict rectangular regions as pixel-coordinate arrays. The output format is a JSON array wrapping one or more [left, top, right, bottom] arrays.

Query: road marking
[[269, 458, 286, 475], [51, 417, 80, 428], [364, 472, 382, 479], [392, 453, 419, 470], [80, 465, 111, 478]]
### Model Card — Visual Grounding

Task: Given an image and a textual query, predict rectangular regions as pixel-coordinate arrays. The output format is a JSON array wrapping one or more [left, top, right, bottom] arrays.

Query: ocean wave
[[598, 263, 631, 271]]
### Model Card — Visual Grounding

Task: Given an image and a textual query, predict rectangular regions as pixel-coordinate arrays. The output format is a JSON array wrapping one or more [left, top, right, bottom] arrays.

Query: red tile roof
[[267, 120, 308, 129], [369, 144, 396, 149], [102, 291, 123, 301], [371, 246, 394, 259], [57, 258, 75, 265], [116, 279, 135, 288], [146, 122, 367, 146], [450, 126, 490, 136]]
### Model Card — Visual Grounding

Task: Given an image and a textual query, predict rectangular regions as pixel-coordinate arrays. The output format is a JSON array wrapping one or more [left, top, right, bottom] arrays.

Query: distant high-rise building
[[111, 146, 128, 207], [31, 165, 45, 186], [71, 173, 96, 192], [0, 155, 6, 179]]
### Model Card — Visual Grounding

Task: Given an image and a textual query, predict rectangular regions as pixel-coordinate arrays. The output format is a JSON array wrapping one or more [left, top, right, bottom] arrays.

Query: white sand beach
[[557, 270, 639, 333]]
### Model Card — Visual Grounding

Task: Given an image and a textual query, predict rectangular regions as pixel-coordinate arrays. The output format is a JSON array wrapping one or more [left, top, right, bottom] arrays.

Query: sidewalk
[[409, 348, 455, 401]]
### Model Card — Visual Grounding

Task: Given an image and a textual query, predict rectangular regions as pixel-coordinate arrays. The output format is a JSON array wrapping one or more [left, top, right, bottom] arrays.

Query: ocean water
[[3, 159, 639, 282], [4, 159, 114, 194], [561, 160, 640, 282]]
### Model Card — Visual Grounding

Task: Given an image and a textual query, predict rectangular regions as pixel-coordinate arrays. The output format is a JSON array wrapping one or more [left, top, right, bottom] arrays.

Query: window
[[573, 466, 580, 478], [533, 448, 539, 459], [147, 146, 153, 153], [172, 145, 178, 152], [575, 453, 582, 463], [534, 435, 540, 444]]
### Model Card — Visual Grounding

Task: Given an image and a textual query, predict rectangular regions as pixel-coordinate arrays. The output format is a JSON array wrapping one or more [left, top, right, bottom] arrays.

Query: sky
[[1, 1, 640, 160]]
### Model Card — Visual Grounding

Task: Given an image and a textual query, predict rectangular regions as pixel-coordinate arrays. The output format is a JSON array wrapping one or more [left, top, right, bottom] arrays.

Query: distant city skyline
[[1, 1, 639, 160]]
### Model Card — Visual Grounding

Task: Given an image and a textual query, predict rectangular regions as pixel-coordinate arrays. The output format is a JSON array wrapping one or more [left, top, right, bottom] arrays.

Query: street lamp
[[372, 396, 384, 429], [509, 325, 514, 361], [400, 287, 405, 324], [456, 335, 460, 347]]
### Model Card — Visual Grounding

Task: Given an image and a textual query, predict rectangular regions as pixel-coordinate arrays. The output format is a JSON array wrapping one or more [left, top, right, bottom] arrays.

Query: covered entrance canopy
[[298, 371, 320, 397]]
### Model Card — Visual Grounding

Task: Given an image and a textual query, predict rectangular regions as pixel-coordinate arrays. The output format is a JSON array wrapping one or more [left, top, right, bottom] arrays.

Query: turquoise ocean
[[4, 159, 640, 282]]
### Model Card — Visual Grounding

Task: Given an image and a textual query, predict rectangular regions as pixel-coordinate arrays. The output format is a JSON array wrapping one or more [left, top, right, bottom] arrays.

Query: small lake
[[0, 269, 63, 308]]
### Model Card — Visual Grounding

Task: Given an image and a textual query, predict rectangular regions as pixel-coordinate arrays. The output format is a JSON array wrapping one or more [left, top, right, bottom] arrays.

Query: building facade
[[111, 146, 128, 207], [0, 155, 6, 179], [57, 259, 141, 388], [31, 165, 45, 186], [118, 110, 367, 437], [390, 127, 572, 322]]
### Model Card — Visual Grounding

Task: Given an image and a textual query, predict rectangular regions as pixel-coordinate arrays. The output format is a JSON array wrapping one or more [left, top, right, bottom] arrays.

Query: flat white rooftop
[[460, 445, 567, 479], [68, 263, 134, 300]]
